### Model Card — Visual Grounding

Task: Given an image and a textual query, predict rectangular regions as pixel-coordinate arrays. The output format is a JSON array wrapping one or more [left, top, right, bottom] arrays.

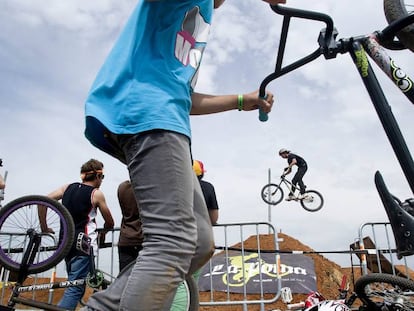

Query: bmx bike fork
[[350, 41, 414, 194]]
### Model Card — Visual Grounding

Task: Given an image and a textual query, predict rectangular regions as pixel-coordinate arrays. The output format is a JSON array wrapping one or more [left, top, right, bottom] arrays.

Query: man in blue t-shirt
[[82, 1, 286, 310], [279, 148, 308, 201]]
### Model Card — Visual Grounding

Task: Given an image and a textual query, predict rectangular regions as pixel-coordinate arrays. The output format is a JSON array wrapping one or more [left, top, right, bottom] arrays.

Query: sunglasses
[[97, 174, 105, 180]]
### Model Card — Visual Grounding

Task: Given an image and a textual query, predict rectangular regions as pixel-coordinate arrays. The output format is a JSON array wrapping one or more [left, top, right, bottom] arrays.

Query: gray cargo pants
[[82, 131, 214, 310]]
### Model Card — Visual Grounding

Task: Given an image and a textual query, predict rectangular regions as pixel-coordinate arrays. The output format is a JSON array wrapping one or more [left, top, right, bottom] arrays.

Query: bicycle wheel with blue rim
[[261, 183, 284, 205], [0, 195, 74, 274], [384, 0, 414, 51]]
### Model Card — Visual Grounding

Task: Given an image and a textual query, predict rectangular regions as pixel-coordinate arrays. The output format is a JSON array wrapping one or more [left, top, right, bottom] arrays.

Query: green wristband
[[237, 94, 244, 111]]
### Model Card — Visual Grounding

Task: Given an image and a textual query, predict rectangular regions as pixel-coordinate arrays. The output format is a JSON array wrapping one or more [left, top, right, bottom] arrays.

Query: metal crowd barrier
[[351, 222, 413, 278], [4, 221, 410, 310]]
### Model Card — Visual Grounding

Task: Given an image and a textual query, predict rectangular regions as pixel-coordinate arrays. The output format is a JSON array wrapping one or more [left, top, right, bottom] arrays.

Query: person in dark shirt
[[193, 160, 219, 225], [117, 180, 144, 272], [278, 149, 308, 201]]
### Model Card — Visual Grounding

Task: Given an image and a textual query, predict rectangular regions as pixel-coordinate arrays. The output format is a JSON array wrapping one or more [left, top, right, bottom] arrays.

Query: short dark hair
[[80, 159, 104, 181]]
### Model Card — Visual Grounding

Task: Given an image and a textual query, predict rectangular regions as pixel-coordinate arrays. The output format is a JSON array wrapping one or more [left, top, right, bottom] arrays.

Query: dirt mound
[[1, 232, 358, 311]]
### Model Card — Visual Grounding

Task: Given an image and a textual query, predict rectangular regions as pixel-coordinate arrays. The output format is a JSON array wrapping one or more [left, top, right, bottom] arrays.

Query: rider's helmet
[[193, 160, 206, 177], [305, 300, 350, 311], [278, 148, 290, 155]]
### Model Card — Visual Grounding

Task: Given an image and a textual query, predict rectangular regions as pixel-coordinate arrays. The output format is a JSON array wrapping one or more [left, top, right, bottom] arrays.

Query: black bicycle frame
[[2, 234, 101, 311], [260, 4, 414, 257]]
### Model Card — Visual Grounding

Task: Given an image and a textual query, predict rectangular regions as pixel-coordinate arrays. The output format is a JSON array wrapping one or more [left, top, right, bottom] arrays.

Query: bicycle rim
[[384, 0, 414, 51], [261, 183, 284, 205], [300, 190, 324, 212], [0, 195, 75, 274], [355, 273, 414, 310]]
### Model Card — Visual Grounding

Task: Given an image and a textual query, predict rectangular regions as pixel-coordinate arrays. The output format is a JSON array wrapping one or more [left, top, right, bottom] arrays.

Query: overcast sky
[[1, 0, 413, 268]]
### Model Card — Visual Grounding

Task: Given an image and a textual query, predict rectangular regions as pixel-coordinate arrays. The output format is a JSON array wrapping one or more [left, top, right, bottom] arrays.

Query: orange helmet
[[193, 160, 206, 177]]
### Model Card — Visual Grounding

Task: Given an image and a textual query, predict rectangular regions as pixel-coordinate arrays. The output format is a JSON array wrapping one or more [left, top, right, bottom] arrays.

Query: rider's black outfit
[[287, 153, 307, 195]]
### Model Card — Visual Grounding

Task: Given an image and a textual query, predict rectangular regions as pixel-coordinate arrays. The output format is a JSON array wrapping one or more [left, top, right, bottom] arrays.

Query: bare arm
[[39, 184, 69, 233], [190, 90, 274, 115], [94, 190, 114, 229], [284, 158, 297, 176], [38, 205, 49, 232], [209, 209, 219, 225], [289, 158, 297, 169], [0, 175, 5, 190], [47, 185, 68, 201], [93, 190, 115, 244]]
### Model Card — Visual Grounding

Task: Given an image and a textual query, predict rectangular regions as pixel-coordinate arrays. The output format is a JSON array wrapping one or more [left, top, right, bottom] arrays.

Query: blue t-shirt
[[85, 0, 213, 152]]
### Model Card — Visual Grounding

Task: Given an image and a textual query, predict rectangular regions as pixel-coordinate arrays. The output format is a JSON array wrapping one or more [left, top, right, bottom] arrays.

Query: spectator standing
[[45, 159, 114, 310], [117, 180, 143, 272], [193, 160, 219, 225]]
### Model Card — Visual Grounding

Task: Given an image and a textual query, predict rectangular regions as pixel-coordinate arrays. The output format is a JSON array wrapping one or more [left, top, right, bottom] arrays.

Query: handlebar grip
[[259, 108, 268, 122], [258, 94, 268, 122]]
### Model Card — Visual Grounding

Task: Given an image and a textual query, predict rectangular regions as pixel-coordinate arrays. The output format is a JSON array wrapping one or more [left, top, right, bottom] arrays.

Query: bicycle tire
[[261, 183, 284, 205], [0, 195, 75, 274], [171, 275, 199, 311], [355, 273, 414, 310], [300, 190, 324, 212], [384, 0, 414, 51]]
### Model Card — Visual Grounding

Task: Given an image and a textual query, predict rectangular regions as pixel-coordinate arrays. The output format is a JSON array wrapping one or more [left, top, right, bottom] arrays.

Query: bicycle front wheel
[[261, 183, 284, 205], [300, 190, 324, 212], [355, 273, 414, 309], [0, 195, 75, 274], [384, 0, 414, 51]]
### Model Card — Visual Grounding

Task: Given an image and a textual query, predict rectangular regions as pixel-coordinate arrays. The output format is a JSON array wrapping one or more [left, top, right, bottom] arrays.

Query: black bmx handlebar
[[259, 4, 335, 101], [258, 5, 336, 121], [259, 4, 414, 98]]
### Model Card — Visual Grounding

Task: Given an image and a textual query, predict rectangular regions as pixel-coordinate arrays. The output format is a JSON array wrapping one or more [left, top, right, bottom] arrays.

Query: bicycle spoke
[[363, 280, 414, 310], [0, 196, 74, 274]]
